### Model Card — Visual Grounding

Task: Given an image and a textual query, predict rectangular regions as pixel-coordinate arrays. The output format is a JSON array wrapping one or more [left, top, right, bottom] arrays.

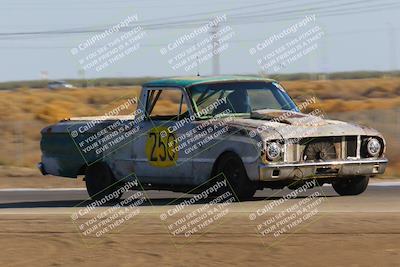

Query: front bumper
[[259, 158, 388, 181]]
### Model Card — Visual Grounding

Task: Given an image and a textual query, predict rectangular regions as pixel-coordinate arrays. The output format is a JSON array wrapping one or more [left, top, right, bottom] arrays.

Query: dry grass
[[0, 78, 398, 176], [282, 78, 400, 100], [0, 86, 140, 167], [0, 86, 141, 123], [281, 78, 400, 113]]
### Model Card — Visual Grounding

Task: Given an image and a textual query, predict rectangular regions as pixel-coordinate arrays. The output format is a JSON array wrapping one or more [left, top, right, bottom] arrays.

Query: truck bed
[[40, 116, 136, 178]]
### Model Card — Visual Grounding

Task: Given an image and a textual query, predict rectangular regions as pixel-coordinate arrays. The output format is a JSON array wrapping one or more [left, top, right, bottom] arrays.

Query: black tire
[[332, 176, 369, 196], [214, 152, 256, 201], [85, 162, 122, 201]]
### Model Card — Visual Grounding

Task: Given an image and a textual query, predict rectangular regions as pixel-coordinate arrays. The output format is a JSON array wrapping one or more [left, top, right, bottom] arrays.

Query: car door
[[132, 87, 195, 186]]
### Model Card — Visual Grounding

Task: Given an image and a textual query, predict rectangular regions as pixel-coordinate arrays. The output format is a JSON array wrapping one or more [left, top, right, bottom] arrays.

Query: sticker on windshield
[[145, 126, 178, 167]]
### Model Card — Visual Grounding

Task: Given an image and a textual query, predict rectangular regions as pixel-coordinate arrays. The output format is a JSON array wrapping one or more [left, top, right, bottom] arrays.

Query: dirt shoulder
[[0, 212, 398, 266]]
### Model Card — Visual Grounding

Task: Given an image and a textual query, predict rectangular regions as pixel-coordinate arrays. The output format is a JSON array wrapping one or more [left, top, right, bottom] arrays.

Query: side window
[[146, 89, 188, 120]]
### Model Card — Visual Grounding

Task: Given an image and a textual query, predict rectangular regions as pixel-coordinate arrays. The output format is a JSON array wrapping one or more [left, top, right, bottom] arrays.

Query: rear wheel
[[332, 176, 369, 196], [215, 152, 256, 201], [85, 162, 122, 201]]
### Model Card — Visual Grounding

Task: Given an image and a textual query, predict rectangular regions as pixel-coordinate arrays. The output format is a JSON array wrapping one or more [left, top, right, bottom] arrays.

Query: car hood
[[226, 109, 381, 140]]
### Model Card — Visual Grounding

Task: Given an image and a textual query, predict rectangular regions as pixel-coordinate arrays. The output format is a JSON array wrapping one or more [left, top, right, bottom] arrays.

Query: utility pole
[[211, 22, 220, 75], [319, 23, 328, 80], [78, 69, 87, 87], [388, 23, 398, 77], [40, 70, 48, 80]]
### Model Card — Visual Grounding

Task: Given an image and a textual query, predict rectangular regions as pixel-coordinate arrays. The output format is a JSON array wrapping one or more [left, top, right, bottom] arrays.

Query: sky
[[0, 0, 399, 82]]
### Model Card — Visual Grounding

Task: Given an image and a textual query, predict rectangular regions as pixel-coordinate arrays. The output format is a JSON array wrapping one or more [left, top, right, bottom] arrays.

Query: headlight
[[266, 142, 282, 161], [367, 138, 381, 156]]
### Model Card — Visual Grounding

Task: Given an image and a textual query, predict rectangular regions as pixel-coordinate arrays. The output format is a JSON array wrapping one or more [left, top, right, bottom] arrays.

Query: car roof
[[142, 75, 276, 88]]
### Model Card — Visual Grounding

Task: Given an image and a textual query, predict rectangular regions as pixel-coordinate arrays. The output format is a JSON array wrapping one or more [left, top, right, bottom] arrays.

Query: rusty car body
[[38, 76, 388, 200]]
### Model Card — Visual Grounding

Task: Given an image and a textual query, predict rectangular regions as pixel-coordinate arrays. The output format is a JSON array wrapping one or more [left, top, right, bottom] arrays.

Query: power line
[[1, 27, 398, 49], [0, 0, 293, 37], [0, 0, 392, 38], [229, 1, 400, 25]]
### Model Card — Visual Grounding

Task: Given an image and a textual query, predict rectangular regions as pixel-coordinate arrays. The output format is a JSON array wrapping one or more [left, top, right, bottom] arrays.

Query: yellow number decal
[[145, 127, 178, 167]]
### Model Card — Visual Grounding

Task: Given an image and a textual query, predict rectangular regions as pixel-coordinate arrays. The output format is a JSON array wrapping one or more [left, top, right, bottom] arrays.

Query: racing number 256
[[145, 127, 178, 167]]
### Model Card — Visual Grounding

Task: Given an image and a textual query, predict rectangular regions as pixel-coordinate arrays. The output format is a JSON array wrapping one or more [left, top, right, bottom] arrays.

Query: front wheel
[[332, 176, 369, 196], [215, 152, 256, 201]]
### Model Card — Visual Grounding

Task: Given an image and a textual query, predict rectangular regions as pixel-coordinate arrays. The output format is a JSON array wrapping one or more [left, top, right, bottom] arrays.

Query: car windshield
[[188, 81, 299, 118]]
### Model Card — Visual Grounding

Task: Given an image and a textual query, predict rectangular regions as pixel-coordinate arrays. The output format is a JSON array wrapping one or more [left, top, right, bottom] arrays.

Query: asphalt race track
[[0, 182, 399, 212]]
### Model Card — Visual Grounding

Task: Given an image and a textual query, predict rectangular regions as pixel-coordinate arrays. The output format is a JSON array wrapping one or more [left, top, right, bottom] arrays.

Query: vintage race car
[[38, 76, 388, 200]]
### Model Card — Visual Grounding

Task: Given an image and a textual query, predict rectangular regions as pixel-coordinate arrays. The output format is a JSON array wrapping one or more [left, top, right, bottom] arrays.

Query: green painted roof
[[142, 76, 276, 88]]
